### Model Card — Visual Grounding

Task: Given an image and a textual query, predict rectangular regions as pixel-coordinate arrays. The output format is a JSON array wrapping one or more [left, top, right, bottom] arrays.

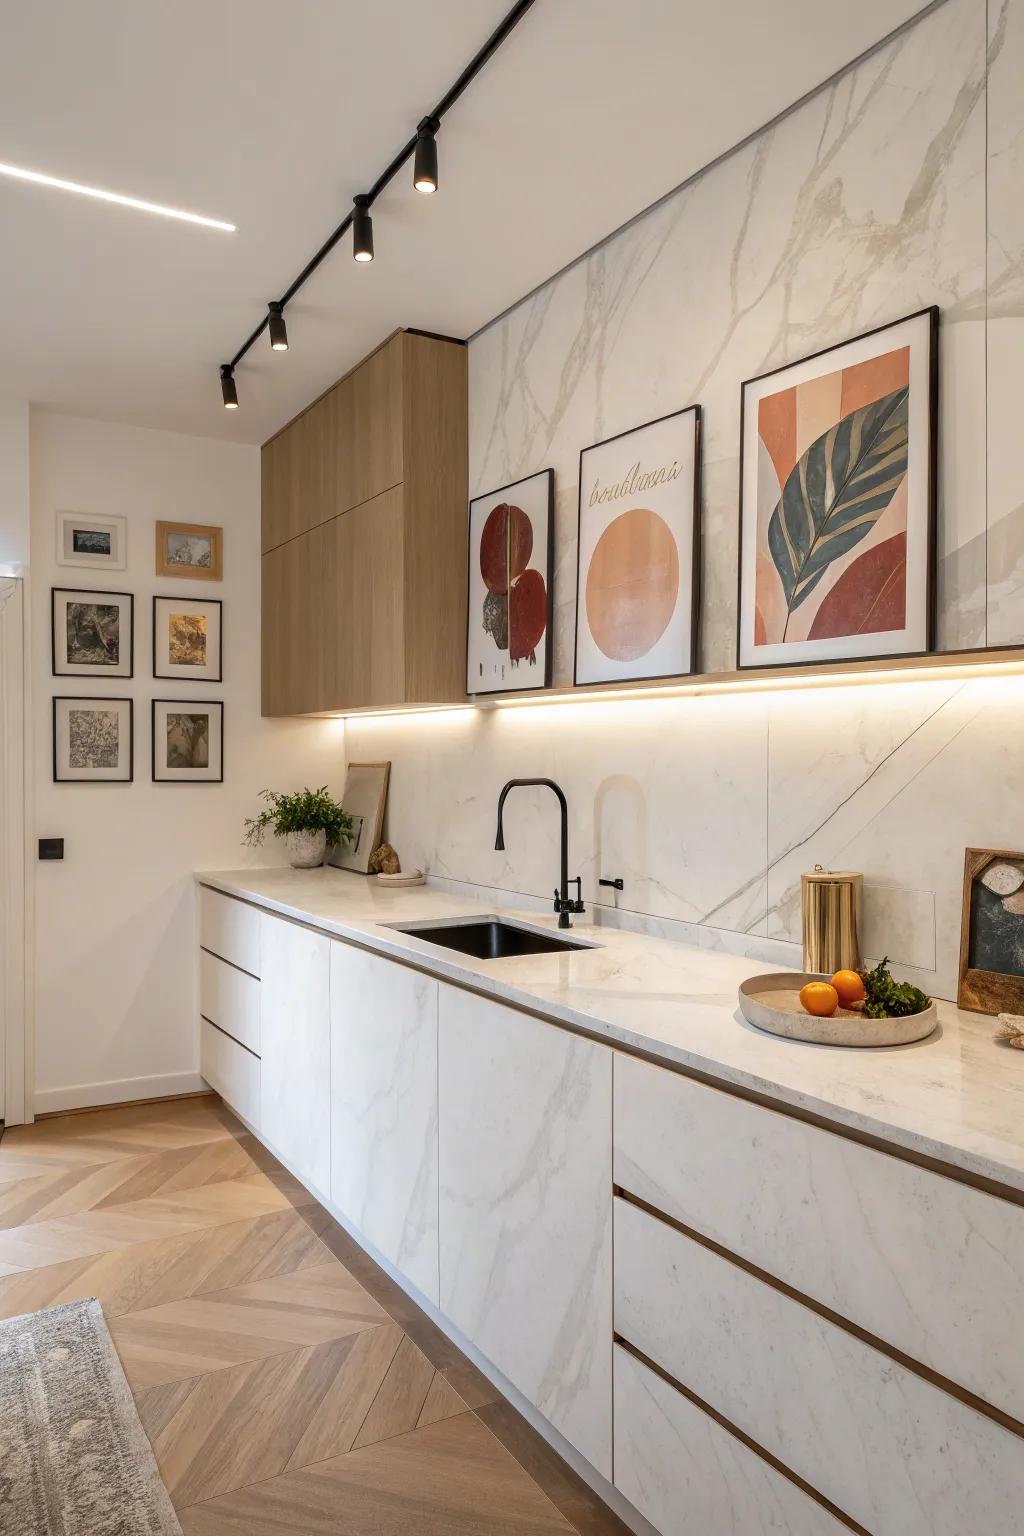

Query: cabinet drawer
[[199, 887, 261, 976], [614, 1053, 1024, 1421], [614, 1345, 845, 1536], [201, 1018, 260, 1128], [199, 950, 260, 1055], [614, 1196, 1024, 1536]]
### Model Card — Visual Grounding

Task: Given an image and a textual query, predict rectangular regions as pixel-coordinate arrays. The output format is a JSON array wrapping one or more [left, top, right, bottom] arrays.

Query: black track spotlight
[[352, 195, 374, 262], [267, 302, 288, 351], [413, 117, 439, 194], [220, 364, 238, 410]]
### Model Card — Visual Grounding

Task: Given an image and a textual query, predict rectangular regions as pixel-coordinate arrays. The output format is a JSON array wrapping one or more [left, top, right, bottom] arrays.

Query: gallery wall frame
[[151, 699, 224, 784], [573, 405, 702, 687], [51, 587, 134, 679], [466, 469, 554, 696], [55, 511, 127, 572], [52, 695, 134, 783], [737, 306, 939, 671], [958, 847, 1024, 1015], [155, 520, 223, 582], [152, 595, 223, 682]]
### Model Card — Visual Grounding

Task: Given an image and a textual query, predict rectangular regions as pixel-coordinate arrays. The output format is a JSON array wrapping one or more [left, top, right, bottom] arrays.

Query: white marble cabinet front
[[437, 984, 613, 1477], [329, 942, 440, 1304], [259, 912, 331, 1196]]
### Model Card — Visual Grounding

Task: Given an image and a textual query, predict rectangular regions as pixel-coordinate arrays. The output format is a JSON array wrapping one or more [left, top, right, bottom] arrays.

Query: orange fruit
[[831, 969, 866, 1007], [799, 981, 839, 1017]]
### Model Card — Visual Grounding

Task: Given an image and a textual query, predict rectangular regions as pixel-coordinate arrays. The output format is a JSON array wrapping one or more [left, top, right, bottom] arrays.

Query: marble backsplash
[[348, 0, 1024, 1004]]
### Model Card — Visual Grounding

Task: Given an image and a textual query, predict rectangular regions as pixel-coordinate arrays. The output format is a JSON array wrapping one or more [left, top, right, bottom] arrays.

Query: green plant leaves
[[767, 387, 909, 629]]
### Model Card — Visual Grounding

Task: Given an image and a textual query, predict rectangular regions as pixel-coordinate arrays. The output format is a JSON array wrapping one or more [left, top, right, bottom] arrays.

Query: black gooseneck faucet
[[494, 778, 585, 929]]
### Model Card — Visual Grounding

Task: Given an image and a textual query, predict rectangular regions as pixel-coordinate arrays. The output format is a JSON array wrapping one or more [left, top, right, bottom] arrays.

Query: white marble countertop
[[197, 866, 1024, 1193]]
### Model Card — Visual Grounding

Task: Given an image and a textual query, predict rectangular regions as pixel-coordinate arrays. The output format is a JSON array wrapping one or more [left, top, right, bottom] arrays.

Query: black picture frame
[[51, 587, 134, 678], [151, 698, 224, 784], [52, 695, 134, 783], [152, 595, 224, 682], [465, 467, 555, 697], [736, 305, 939, 672], [573, 405, 703, 687]]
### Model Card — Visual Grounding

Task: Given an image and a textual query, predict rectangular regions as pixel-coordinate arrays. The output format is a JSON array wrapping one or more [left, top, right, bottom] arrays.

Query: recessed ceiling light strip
[[0, 160, 235, 230], [220, 0, 538, 406]]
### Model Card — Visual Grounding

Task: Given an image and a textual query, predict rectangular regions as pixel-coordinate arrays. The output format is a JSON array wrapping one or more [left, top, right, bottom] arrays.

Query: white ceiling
[[0, 0, 926, 446]]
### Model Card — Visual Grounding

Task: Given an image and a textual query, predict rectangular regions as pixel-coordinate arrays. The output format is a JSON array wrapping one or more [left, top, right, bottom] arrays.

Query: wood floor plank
[[352, 1333, 436, 1449], [180, 1412, 574, 1535], [283, 1321, 404, 1470], [111, 1261, 389, 1390], [0, 1208, 330, 1321]]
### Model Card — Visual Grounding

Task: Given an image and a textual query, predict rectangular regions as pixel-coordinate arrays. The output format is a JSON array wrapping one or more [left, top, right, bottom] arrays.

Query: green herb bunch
[[243, 787, 353, 850], [859, 956, 929, 1019]]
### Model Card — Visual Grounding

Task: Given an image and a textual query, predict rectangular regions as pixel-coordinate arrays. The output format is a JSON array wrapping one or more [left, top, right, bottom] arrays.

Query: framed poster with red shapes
[[466, 469, 554, 695]]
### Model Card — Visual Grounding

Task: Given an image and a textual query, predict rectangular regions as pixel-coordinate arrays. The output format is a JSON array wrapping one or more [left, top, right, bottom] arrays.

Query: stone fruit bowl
[[738, 972, 939, 1047]]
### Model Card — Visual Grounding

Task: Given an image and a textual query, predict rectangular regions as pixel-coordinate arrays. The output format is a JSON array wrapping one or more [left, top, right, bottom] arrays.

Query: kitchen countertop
[[197, 866, 1024, 1195]]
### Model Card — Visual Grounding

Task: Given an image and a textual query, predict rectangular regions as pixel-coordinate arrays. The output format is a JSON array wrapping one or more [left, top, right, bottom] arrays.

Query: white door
[[0, 577, 28, 1125]]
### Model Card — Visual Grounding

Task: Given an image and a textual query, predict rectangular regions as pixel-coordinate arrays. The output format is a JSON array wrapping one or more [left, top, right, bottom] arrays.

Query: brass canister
[[801, 866, 862, 974]]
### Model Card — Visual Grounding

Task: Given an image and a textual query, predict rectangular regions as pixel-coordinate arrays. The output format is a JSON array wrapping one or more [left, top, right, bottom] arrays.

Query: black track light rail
[[225, 0, 538, 377]]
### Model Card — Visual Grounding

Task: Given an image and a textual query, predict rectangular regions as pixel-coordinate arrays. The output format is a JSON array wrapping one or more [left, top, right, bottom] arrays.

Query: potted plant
[[243, 786, 353, 869]]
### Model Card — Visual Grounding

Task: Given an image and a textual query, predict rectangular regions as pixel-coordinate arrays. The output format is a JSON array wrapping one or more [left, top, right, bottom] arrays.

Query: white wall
[[29, 410, 345, 1111], [0, 397, 30, 573], [349, 0, 1024, 1005]]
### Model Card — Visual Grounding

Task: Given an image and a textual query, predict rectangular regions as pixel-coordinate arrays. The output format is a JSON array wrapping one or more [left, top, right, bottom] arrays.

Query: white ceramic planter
[[284, 829, 327, 869]]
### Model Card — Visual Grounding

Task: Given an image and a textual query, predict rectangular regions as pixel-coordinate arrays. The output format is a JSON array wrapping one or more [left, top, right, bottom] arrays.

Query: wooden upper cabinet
[[261, 330, 468, 715]]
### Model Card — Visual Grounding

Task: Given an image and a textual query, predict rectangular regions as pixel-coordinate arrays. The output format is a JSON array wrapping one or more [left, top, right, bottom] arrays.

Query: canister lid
[[801, 865, 863, 885]]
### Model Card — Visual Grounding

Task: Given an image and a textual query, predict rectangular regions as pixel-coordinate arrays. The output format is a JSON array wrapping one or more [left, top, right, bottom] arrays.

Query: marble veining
[[195, 869, 1024, 1193]]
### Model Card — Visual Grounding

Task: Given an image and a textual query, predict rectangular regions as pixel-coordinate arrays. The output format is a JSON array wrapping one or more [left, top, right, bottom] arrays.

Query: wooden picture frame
[[327, 761, 391, 874], [53, 695, 133, 782], [958, 848, 1024, 1014], [152, 595, 223, 681], [574, 406, 702, 686], [51, 587, 134, 678], [155, 521, 223, 581], [737, 306, 938, 670]]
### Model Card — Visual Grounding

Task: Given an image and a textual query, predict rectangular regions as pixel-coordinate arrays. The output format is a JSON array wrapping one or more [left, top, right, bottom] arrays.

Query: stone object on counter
[[368, 842, 401, 875], [996, 1013, 1024, 1049]]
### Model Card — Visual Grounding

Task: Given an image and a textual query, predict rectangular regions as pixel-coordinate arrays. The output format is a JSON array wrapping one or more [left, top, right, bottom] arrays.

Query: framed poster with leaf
[[738, 307, 938, 668]]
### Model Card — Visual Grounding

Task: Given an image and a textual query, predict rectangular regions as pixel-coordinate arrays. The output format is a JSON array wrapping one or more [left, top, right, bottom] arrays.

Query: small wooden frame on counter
[[958, 848, 1024, 1015]]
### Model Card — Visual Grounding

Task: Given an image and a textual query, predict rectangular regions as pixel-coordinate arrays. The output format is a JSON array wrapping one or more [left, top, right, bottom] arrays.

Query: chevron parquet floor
[[0, 1094, 629, 1536]]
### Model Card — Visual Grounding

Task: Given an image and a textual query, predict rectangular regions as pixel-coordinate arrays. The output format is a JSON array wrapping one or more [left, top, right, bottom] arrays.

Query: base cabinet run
[[259, 913, 331, 1195], [437, 984, 613, 1478], [329, 944, 439, 1304]]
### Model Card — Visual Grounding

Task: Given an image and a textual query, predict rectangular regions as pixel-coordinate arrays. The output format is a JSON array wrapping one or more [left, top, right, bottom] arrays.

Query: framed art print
[[56, 511, 127, 571], [738, 307, 938, 669], [53, 696, 133, 782], [152, 699, 223, 783], [466, 470, 553, 695], [327, 760, 391, 873], [574, 407, 701, 685], [155, 520, 223, 581], [52, 587, 134, 678], [958, 849, 1024, 1016], [153, 595, 222, 681]]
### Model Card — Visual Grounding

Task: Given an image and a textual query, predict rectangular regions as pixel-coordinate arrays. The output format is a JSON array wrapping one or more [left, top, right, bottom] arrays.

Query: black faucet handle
[[569, 876, 585, 913]]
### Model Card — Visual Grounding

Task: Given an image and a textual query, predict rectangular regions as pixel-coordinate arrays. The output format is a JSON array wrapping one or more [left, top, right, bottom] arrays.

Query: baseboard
[[33, 1071, 208, 1115]]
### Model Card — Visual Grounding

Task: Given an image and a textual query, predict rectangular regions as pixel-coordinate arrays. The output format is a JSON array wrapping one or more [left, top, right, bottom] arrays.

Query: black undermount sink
[[387, 917, 592, 960]]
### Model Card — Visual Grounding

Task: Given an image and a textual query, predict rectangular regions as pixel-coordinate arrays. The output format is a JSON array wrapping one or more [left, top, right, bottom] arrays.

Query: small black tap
[[495, 778, 585, 929]]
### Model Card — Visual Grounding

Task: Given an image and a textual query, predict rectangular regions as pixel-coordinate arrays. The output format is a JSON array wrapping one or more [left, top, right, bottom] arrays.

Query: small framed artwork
[[466, 469, 554, 695], [53, 696, 133, 782], [52, 587, 134, 678], [155, 520, 223, 581], [958, 849, 1024, 1015], [153, 596, 222, 681], [56, 511, 127, 571], [327, 760, 391, 874], [574, 407, 701, 686], [152, 699, 224, 783], [738, 306, 938, 669]]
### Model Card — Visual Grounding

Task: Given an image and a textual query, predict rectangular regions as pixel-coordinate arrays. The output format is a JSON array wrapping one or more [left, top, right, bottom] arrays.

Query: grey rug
[[0, 1297, 182, 1535]]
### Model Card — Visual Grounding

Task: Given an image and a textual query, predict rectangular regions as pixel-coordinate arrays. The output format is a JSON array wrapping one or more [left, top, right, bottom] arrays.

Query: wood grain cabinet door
[[437, 984, 613, 1477], [329, 942, 439, 1302], [259, 913, 331, 1196]]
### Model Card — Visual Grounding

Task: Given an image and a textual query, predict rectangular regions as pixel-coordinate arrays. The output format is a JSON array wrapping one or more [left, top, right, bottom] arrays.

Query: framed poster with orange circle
[[466, 468, 554, 696], [574, 407, 701, 685]]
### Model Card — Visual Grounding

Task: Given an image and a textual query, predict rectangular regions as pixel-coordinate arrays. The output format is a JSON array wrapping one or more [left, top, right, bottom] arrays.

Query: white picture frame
[[56, 511, 127, 571]]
